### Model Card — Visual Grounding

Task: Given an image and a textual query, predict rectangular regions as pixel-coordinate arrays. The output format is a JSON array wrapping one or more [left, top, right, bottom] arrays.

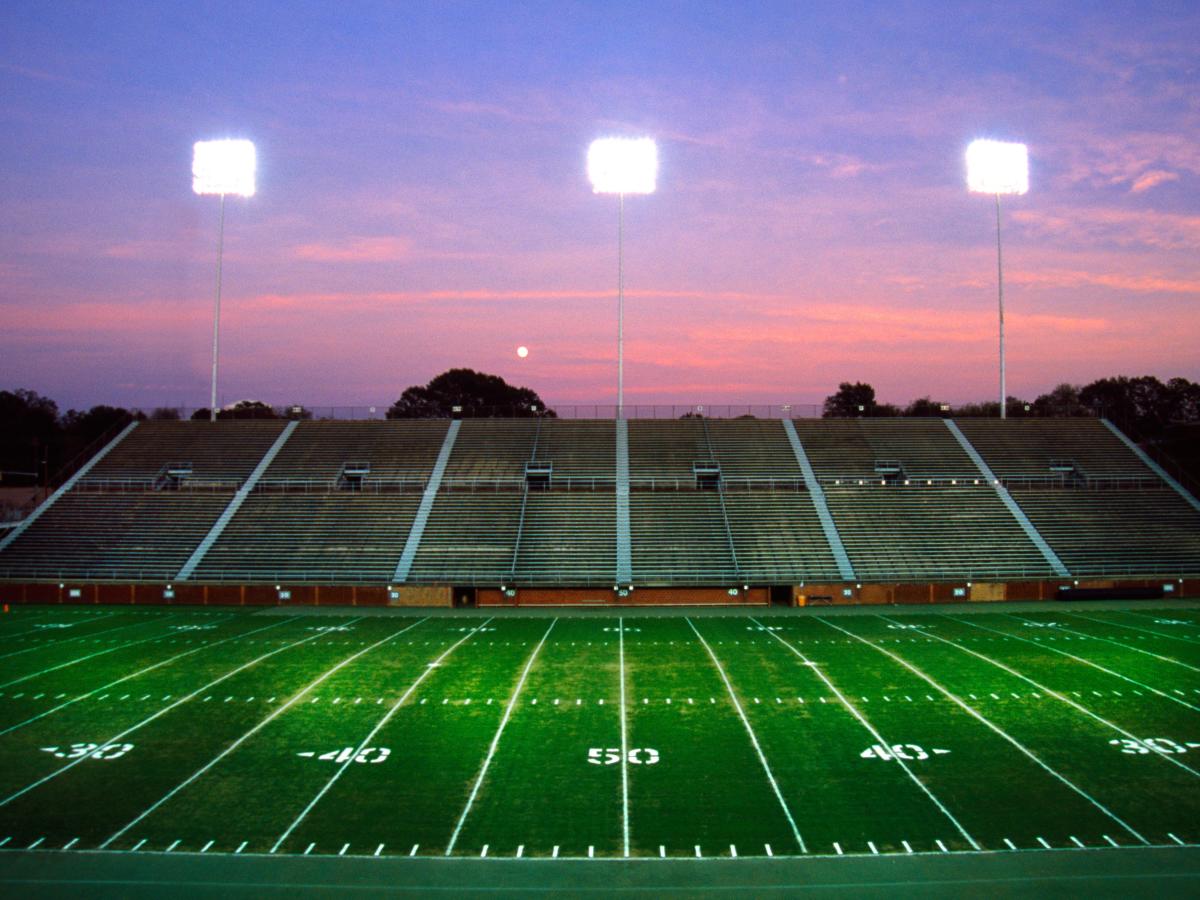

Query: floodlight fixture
[[192, 139, 256, 197], [966, 139, 1027, 196], [588, 137, 658, 418], [966, 138, 1028, 419], [192, 139, 256, 421]]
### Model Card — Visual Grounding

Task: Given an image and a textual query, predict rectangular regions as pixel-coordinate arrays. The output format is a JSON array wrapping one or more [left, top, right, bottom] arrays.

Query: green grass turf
[[0, 604, 1197, 860]]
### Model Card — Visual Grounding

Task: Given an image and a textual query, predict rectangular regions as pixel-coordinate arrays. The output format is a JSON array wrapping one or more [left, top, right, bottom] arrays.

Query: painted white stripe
[[764, 843, 773, 857], [274, 620, 492, 855], [235, 841, 247, 854], [26, 837, 44, 850], [410, 844, 419, 857], [936, 839, 948, 853], [0, 613, 134, 662], [818, 617, 1149, 845], [0, 615, 193, 690], [1070, 835, 1084, 848], [1037, 836, 1051, 849], [833, 842, 842, 855], [902, 840, 912, 854], [374, 843, 384, 857], [552, 845, 559, 858], [303, 842, 315, 855], [200, 840, 214, 853], [0, 615, 268, 740], [755, 616, 979, 850], [516, 844, 524, 858], [659, 845, 665, 858], [1, 620, 310, 810], [63, 838, 79, 851], [445, 619, 557, 856], [339, 843, 350, 856], [1068, 612, 1200, 650], [99, 617, 425, 849], [1003, 838, 1017, 850], [131, 838, 146, 851], [1169, 832, 1184, 846], [868, 841, 878, 855], [1038, 614, 1200, 674], [619, 617, 630, 858], [694, 845, 702, 858], [893, 615, 1200, 780], [165, 839, 180, 852], [1103, 835, 1118, 848], [961, 614, 1200, 711], [687, 618, 806, 854]]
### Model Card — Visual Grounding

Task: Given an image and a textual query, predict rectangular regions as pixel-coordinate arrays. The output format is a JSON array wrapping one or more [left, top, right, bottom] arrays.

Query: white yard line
[[0, 614, 195, 690], [619, 617, 630, 858], [883, 614, 1200, 780], [101, 617, 430, 849], [1067, 612, 1200, 647], [953, 614, 1200, 713], [444, 619, 557, 856], [273, 618, 498, 855], [816, 616, 1149, 845], [1003, 613, 1200, 674], [0, 613, 129, 661], [686, 618, 806, 854], [752, 616, 979, 850], [0, 615, 261, 740], [0, 618, 332, 810]]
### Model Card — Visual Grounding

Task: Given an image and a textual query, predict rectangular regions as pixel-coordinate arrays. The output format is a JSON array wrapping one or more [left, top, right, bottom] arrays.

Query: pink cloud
[[290, 236, 412, 263], [1130, 169, 1180, 193]]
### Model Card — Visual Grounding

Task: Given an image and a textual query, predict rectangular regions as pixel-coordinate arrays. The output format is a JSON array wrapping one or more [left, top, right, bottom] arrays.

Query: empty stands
[[1, 416, 1197, 590]]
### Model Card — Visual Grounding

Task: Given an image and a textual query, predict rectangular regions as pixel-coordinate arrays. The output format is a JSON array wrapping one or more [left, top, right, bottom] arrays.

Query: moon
[[516, 346, 529, 358]]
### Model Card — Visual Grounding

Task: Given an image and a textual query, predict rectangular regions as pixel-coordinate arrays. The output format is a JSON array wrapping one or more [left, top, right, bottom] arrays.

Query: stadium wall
[[1, 579, 1194, 607]]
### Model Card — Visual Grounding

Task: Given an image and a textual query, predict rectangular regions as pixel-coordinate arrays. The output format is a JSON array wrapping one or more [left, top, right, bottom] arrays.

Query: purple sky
[[2, 2, 1198, 413]]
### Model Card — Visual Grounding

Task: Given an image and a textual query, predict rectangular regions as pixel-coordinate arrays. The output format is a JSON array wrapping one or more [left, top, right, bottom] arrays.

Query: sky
[[1, 1, 1198, 414]]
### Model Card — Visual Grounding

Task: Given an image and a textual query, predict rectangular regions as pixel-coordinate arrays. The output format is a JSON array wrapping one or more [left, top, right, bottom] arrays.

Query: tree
[[903, 397, 947, 417], [191, 400, 279, 420], [61, 405, 138, 462], [387, 368, 554, 418], [0, 389, 61, 484], [823, 382, 877, 418], [1079, 376, 1172, 440], [149, 407, 181, 420], [1032, 383, 1087, 418]]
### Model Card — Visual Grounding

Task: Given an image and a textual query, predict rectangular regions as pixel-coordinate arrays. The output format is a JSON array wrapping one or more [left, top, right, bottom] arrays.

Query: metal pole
[[209, 193, 226, 422], [995, 192, 1005, 420], [618, 192, 625, 420]]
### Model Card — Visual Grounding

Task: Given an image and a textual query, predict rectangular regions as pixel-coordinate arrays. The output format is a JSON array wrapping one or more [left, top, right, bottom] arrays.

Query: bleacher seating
[[1009, 485, 1200, 575], [262, 420, 448, 485], [792, 419, 978, 479], [823, 484, 1055, 580], [193, 494, 421, 581], [1, 416, 1197, 587], [0, 492, 230, 580], [955, 418, 1152, 479], [511, 493, 617, 583], [86, 421, 286, 484]]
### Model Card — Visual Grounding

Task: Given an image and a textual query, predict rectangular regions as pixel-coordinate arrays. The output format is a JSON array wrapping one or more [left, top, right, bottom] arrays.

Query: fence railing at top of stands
[[161, 403, 828, 420]]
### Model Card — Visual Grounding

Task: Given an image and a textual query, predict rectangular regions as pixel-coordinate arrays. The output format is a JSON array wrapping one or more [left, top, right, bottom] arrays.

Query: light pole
[[967, 138, 1028, 419], [192, 139, 256, 421], [588, 137, 657, 419]]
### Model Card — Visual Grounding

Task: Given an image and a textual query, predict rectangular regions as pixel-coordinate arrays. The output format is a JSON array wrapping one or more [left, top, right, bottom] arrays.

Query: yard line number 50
[[588, 747, 659, 765]]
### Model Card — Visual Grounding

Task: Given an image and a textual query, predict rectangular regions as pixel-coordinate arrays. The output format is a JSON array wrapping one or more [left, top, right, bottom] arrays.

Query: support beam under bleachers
[[944, 419, 1071, 577], [0, 421, 140, 555], [615, 420, 632, 584], [1101, 418, 1200, 514], [782, 419, 855, 581], [176, 420, 298, 581], [393, 419, 461, 583]]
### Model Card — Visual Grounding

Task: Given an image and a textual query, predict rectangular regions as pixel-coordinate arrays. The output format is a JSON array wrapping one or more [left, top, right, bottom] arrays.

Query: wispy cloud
[[290, 236, 412, 263]]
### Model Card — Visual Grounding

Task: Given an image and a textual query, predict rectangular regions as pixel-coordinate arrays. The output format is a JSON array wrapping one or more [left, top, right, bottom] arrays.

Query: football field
[[0, 602, 1199, 878]]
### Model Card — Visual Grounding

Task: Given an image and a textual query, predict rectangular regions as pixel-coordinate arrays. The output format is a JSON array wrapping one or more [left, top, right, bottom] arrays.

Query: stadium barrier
[[2, 578, 1194, 608]]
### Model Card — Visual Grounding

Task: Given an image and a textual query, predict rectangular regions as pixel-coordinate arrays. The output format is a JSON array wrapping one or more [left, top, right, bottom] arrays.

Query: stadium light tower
[[967, 138, 1028, 419], [193, 138, 256, 422], [588, 137, 657, 419]]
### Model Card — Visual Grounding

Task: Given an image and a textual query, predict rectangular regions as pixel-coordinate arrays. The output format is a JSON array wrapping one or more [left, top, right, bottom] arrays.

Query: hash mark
[[902, 840, 912, 853], [410, 844, 419, 857], [26, 837, 44, 850], [694, 845, 702, 858], [1003, 838, 1017, 850], [235, 841, 247, 854], [868, 841, 878, 855], [516, 844, 524, 858], [1104, 835, 1118, 847], [166, 839, 180, 852], [659, 845, 665, 858], [935, 839, 948, 852], [730, 844, 737, 857], [131, 838, 147, 851], [374, 843, 384, 857], [588, 845, 594, 858], [63, 838, 79, 850], [339, 843, 350, 856], [1169, 833, 1184, 846], [552, 845, 559, 858], [833, 842, 843, 855], [1037, 837, 1051, 849], [304, 843, 315, 855], [201, 840, 214, 853], [1070, 836, 1084, 848], [481, 844, 489, 858], [765, 843, 773, 857]]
